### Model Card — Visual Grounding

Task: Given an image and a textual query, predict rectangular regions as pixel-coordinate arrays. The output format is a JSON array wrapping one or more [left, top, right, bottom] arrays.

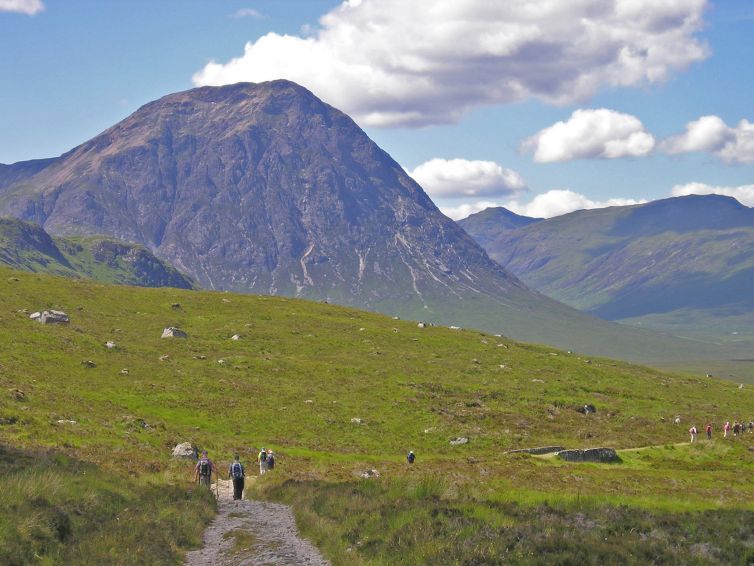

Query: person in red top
[[705, 423, 712, 440], [723, 421, 731, 438], [194, 450, 218, 488]]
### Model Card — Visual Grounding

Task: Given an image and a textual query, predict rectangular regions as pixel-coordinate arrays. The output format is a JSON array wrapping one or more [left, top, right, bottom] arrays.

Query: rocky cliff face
[[0, 80, 524, 306]]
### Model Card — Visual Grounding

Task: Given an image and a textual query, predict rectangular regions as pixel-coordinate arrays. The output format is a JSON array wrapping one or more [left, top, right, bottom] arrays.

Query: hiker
[[407, 451, 415, 464], [258, 447, 268, 475], [749, 421, 754, 433], [266, 450, 275, 471], [689, 425, 697, 443], [733, 421, 741, 436], [724, 421, 731, 438], [228, 454, 245, 500], [705, 423, 712, 440], [194, 450, 218, 488]]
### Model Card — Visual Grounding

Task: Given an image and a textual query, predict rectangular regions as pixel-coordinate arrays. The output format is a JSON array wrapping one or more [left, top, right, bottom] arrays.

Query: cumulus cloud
[[409, 158, 526, 200], [0, 0, 44, 14], [523, 109, 655, 163], [671, 182, 754, 207], [507, 190, 646, 218], [661, 116, 754, 164], [193, 0, 709, 127], [231, 8, 263, 19]]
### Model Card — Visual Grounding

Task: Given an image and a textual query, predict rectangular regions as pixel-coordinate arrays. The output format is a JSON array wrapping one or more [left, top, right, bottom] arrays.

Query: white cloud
[[523, 109, 655, 163], [231, 8, 263, 19], [507, 189, 646, 218], [0, 0, 44, 15], [671, 182, 754, 207], [409, 158, 526, 199], [193, 0, 709, 127], [661, 116, 754, 164]]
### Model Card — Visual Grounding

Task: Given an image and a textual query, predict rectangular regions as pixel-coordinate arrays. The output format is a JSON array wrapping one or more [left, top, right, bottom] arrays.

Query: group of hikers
[[688, 420, 754, 442], [192, 447, 276, 500]]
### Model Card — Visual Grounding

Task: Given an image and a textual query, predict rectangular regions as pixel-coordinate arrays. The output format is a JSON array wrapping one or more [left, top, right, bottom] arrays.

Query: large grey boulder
[[506, 446, 565, 456], [161, 327, 187, 339], [556, 447, 620, 463], [36, 310, 69, 324], [171, 442, 195, 458]]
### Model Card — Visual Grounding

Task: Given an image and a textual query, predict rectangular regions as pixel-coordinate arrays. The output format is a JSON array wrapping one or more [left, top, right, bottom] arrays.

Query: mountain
[[458, 207, 541, 247], [0, 217, 193, 288], [467, 196, 754, 340], [0, 80, 732, 361]]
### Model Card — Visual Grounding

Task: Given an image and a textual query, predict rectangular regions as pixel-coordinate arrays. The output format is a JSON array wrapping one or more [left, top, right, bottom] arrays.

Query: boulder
[[577, 404, 597, 414], [105, 341, 116, 349], [161, 327, 187, 339], [38, 310, 69, 324], [28, 312, 41, 320], [350, 417, 363, 424], [359, 469, 380, 479], [231, 334, 241, 341], [171, 442, 195, 459], [120, 368, 130, 375], [556, 448, 620, 463], [81, 360, 96, 368], [417, 322, 426, 329], [450, 437, 469, 446]]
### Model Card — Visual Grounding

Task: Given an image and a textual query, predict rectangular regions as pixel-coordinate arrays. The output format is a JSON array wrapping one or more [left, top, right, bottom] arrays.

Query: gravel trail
[[184, 478, 329, 566]]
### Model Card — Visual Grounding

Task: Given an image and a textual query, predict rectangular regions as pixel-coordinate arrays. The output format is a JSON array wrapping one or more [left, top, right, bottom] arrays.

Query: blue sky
[[2, 0, 754, 218]]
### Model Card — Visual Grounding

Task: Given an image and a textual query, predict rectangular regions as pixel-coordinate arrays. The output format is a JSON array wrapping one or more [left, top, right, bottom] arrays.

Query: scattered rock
[[221, 298, 231, 303], [449, 326, 462, 330], [392, 328, 399, 333], [506, 446, 565, 455], [120, 368, 130, 375], [81, 360, 96, 368], [304, 399, 314, 404], [577, 404, 597, 414], [159, 355, 170, 362], [105, 341, 116, 349], [417, 322, 426, 329], [450, 437, 469, 446], [36, 310, 70, 324], [674, 416, 681, 424], [556, 448, 620, 463], [358, 327, 366, 332], [8, 389, 25, 401], [392, 316, 400, 320], [161, 327, 187, 339], [0, 416, 19, 425], [230, 334, 241, 341], [28, 311, 41, 320], [171, 442, 195, 458], [359, 469, 380, 479], [193, 355, 207, 360], [584, 359, 592, 364], [739, 383, 744, 389], [350, 417, 363, 424], [217, 359, 225, 364], [531, 378, 545, 384], [471, 358, 480, 364], [56, 419, 77, 425], [171, 303, 181, 309], [706, 373, 713, 378]]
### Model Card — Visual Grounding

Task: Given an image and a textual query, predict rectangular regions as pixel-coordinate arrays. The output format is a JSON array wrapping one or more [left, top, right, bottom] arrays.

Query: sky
[[2, 0, 754, 219]]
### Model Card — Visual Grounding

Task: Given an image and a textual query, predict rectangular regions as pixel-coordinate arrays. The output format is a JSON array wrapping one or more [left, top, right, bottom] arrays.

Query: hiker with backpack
[[705, 423, 712, 440], [407, 451, 415, 464], [258, 447, 268, 475], [228, 454, 246, 500], [194, 450, 218, 488], [266, 450, 275, 471], [689, 425, 697, 443]]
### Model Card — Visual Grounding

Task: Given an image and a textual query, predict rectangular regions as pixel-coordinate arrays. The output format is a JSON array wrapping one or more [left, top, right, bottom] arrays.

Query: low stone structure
[[556, 447, 620, 463], [32, 310, 70, 324], [506, 446, 565, 456]]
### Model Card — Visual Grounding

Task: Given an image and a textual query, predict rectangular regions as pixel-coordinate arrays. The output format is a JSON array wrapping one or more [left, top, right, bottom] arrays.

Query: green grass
[[1, 265, 754, 564]]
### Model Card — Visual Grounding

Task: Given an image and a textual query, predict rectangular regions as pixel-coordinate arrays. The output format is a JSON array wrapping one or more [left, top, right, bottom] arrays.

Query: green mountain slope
[[0, 217, 193, 289], [464, 196, 754, 341], [1, 266, 753, 564], [458, 206, 541, 247]]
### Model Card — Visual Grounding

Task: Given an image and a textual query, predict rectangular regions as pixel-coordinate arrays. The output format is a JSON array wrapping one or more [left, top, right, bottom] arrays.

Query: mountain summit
[[0, 81, 723, 360]]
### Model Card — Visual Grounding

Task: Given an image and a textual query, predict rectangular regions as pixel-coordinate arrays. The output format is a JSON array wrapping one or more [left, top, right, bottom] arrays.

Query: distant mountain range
[[0, 217, 193, 288], [457, 207, 541, 248], [460, 195, 754, 341], [0, 80, 735, 363]]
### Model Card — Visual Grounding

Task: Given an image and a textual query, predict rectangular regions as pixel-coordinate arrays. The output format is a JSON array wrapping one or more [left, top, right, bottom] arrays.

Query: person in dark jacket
[[228, 454, 246, 500]]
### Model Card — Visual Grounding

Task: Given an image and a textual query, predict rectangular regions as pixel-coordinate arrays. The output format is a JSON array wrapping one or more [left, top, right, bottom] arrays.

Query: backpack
[[231, 462, 243, 479], [260, 451, 267, 462], [199, 459, 211, 477], [266, 454, 275, 469], [407, 452, 415, 464]]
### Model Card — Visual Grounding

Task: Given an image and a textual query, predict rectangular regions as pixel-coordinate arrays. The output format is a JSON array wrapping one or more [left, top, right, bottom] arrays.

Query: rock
[[171, 303, 181, 309], [56, 419, 77, 425], [577, 404, 597, 414], [8, 389, 25, 401], [217, 359, 225, 364], [38, 310, 70, 324], [304, 399, 314, 404], [359, 469, 380, 479], [531, 378, 545, 383], [739, 383, 744, 389], [231, 334, 241, 341], [120, 368, 130, 375], [506, 446, 565, 455], [161, 327, 187, 339], [105, 341, 116, 349], [392, 316, 400, 320], [193, 355, 207, 360], [358, 327, 365, 332], [471, 358, 480, 364], [674, 416, 681, 424], [417, 322, 426, 328], [450, 437, 469, 446], [449, 326, 462, 330], [350, 417, 363, 424], [221, 298, 231, 303], [556, 448, 620, 463], [29, 311, 41, 320], [81, 360, 96, 368], [159, 355, 170, 362], [171, 442, 195, 458]]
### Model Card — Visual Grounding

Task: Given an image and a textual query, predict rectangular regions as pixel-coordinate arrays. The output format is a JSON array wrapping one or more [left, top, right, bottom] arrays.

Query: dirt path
[[184, 478, 329, 566]]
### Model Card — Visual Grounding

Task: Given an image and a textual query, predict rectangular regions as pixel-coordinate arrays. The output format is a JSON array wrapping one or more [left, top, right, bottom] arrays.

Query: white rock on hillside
[[161, 327, 187, 338]]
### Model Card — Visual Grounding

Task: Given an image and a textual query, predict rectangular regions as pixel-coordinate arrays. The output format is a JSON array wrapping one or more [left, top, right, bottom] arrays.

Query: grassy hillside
[[0, 217, 193, 289], [1, 266, 753, 564]]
